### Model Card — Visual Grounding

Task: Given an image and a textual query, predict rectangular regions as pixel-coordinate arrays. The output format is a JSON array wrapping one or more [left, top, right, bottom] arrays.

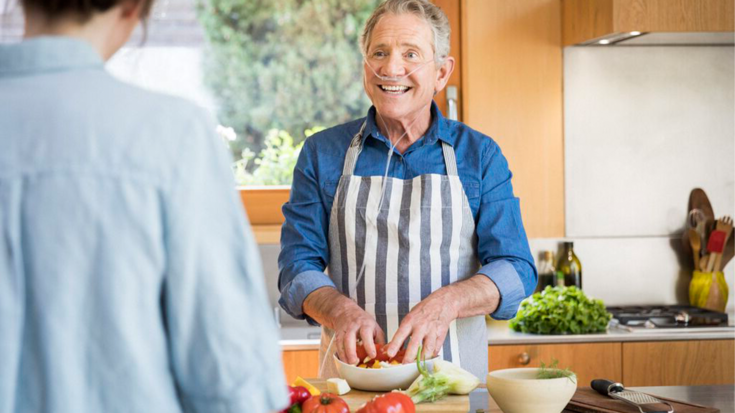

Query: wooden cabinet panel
[[282, 350, 320, 385], [432, 0, 462, 120], [622, 340, 735, 386], [563, 0, 735, 46], [463, 0, 564, 237], [489, 343, 622, 386]]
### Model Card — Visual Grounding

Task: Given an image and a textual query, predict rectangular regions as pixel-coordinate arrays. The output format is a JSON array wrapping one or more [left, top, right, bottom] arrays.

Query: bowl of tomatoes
[[333, 342, 438, 392]]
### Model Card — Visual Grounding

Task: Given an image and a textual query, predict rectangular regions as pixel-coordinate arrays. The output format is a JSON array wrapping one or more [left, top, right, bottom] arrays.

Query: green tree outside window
[[197, 0, 380, 185]]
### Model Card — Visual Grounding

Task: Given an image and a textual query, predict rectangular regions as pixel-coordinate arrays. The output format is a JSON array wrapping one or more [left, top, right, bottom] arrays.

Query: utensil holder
[[689, 271, 729, 312]]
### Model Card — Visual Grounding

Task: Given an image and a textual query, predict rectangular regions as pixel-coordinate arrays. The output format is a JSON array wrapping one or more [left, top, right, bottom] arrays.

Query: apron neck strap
[[342, 120, 459, 177], [342, 121, 367, 176]]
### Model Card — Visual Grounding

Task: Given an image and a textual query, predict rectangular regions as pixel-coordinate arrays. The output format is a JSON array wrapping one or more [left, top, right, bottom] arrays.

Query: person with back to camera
[[0, 0, 289, 411], [278, 0, 537, 380]]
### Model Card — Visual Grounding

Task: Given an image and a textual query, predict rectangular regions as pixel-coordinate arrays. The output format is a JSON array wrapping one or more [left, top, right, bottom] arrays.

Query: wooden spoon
[[688, 228, 701, 270]]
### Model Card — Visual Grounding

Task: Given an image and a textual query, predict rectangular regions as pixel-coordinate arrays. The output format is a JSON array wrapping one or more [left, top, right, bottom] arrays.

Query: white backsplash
[[528, 238, 734, 312], [564, 46, 734, 238]]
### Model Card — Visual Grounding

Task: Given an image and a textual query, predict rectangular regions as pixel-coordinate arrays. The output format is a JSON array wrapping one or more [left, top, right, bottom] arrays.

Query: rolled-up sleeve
[[474, 140, 537, 320], [278, 138, 335, 325], [164, 107, 288, 412]]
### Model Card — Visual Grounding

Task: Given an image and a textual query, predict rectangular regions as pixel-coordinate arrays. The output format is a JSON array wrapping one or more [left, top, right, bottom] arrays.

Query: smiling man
[[278, 0, 537, 380]]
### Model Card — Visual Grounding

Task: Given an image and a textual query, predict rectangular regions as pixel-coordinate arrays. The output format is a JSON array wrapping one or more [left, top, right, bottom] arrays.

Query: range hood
[[563, 0, 734, 46]]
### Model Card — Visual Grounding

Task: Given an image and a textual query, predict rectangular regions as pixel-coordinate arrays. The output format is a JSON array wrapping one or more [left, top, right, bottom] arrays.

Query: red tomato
[[289, 386, 311, 405], [301, 393, 350, 413], [355, 342, 405, 364], [356, 393, 416, 413]]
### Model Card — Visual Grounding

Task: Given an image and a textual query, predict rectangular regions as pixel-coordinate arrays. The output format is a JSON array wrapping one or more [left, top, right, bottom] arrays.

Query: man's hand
[[384, 275, 501, 363], [302, 287, 385, 365], [384, 288, 459, 364]]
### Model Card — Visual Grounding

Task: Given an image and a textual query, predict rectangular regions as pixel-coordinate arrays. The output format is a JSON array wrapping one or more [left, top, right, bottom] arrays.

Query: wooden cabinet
[[563, 0, 735, 46], [462, 0, 565, 238], [284, 339, 735, 386], [282, 349, 320, 385], [622, 340, 735, 386], [488, 343, 623, 387]]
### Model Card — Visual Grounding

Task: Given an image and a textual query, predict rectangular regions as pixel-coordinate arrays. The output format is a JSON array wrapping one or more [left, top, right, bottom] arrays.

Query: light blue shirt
[[0, 37, 288, 413]]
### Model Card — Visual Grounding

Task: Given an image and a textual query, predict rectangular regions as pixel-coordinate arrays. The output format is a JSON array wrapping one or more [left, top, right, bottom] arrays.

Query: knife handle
[[591, 379, 624, 395]]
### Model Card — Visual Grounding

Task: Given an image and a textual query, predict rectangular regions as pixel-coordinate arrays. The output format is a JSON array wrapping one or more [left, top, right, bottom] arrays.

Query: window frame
[[239, 186, 290, 244]]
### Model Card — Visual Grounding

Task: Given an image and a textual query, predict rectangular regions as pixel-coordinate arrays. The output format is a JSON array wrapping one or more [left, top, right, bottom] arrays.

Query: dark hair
[[21, 0, 155, 22]]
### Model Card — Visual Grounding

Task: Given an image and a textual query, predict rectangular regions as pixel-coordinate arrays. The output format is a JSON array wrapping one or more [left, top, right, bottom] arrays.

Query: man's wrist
[[443, 275, 500, 319], [303, 287, 356, 329]]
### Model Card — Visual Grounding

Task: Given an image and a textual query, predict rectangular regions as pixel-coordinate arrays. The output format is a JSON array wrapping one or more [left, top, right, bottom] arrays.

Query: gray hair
[[360, 0, 451, 66]]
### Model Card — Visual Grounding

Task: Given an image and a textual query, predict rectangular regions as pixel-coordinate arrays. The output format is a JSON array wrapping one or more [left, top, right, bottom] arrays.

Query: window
[[2, 0, 380, 229]]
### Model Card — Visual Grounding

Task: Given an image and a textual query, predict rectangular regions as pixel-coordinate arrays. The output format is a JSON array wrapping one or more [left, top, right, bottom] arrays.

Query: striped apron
[[319, 122, 488, 380]]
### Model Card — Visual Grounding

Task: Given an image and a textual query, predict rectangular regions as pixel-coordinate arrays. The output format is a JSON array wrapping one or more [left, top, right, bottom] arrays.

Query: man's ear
[[434, 56, 455, 94]]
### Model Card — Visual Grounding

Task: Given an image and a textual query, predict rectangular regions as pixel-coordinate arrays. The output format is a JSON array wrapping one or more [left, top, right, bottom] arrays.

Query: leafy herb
[[509, 286, 612, 335], [537, 359, 576, 384]]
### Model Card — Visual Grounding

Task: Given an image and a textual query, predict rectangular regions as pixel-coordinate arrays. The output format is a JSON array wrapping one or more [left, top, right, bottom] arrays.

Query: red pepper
[[289, 386, 311, 405], [281, 385, 311, 413]]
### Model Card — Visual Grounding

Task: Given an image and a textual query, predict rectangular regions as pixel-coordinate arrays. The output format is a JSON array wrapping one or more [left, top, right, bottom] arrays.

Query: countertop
[[472, 385, 734, 413], [279, 320, 735, 350]]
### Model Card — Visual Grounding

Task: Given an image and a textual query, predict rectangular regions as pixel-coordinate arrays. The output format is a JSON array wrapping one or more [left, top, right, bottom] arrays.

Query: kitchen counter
[[279, 320, 735, 350], [472, 385, 734, 413]]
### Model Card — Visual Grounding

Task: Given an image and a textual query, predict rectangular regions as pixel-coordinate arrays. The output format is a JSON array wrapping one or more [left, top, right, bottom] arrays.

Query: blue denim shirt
[[0, 37, 288, 413], [278, 104, 537, 325]]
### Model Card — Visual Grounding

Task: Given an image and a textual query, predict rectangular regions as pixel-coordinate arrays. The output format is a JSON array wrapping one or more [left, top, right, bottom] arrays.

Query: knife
[[591, 379, 674, 413]]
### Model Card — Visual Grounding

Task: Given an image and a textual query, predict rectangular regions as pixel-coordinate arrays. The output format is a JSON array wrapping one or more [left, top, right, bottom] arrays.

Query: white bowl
[[333, 355, 438, 392], [487, 368, 577, 413]]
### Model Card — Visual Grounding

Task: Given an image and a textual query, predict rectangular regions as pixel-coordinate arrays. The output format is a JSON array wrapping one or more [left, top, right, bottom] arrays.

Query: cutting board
[[309, 379, 471, 413], [565, 387, 720, 413]]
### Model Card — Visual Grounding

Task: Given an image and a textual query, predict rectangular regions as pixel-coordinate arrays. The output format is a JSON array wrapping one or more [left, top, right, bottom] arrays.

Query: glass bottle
[[557, 241, 582, 289], [535, 251, 556, 292]]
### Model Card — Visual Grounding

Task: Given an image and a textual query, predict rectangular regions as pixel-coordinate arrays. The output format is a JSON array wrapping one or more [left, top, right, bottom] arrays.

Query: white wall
[[562, 45, 735, 311]]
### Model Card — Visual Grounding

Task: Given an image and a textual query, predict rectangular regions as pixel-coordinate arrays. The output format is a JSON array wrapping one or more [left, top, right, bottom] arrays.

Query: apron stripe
[[408, 178, 422, 306], [362, 177, 382, 314], [330, 178, 346, 291], [449, 177, 462, 285], [385, 179, 402, 340], [429, 174, 442, 294], [440, 179, 452, 288], [397, 180, 412, 318], [419, 175, 433, 300], [345, 178, 361, 300], [439, 178, 454, 362], [374, 178, 392, 336]]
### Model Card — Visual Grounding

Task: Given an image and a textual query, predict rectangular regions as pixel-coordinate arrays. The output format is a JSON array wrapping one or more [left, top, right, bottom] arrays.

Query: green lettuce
[[509, 286, 611, 335]]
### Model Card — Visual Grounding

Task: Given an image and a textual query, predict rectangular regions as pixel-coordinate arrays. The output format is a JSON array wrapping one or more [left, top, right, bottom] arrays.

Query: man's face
[[363, 13, 451, 124]]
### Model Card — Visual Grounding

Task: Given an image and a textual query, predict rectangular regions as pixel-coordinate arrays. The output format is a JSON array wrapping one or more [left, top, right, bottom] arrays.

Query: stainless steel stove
[[607, 305, 732, 332]]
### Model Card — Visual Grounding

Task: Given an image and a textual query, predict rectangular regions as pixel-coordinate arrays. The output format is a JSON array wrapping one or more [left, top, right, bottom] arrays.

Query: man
[[278, 0, 536, 379]]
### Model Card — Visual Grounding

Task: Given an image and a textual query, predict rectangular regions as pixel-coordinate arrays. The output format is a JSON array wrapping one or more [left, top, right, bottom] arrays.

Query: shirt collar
[[362, 101, 455, 147], [0, 36, 104, 77]]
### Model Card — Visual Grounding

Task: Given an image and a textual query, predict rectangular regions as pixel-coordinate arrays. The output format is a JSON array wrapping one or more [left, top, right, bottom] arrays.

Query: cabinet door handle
[[518, 352, 531, 365]]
